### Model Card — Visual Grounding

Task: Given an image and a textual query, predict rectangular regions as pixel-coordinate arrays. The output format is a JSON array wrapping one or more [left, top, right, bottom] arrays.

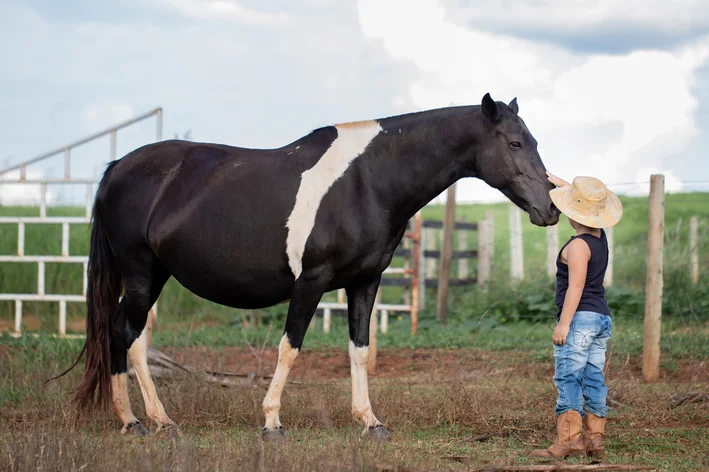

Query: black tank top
[[554, 229, 611, 319]]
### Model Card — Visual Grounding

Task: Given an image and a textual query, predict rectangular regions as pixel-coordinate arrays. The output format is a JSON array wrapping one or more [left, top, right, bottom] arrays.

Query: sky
[[2, 0, 709, 205]]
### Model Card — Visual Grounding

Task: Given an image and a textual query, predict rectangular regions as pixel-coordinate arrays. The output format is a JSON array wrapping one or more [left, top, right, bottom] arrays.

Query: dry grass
[[1, 343, 708, 472]]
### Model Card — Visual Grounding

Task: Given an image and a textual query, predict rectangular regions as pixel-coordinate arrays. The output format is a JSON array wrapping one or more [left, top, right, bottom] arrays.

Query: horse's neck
[[373, 113, 479, 227]]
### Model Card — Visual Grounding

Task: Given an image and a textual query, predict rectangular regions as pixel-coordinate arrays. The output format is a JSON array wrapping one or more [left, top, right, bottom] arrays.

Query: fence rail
[[319, 213, 423, 335], [317, 213, 493, 335], [0, 108, 163, 180], [1, 108, 164, 338]]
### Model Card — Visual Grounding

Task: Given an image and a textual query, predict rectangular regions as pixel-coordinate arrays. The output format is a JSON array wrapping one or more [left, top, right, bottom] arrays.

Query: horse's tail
[[68, 160, 123, 411]]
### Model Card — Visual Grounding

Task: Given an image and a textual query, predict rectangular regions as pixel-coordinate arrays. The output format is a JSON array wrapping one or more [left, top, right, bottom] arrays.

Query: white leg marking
[[111, 373, 138, 433], [349, 340, 381, 432], [263, 334, 300, 430], [128, 328, 175, 430], [285, 121, 382, 278]]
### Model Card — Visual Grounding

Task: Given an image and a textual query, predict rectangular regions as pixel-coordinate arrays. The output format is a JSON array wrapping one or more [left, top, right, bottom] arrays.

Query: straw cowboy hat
[[549, 176, 623, 228]]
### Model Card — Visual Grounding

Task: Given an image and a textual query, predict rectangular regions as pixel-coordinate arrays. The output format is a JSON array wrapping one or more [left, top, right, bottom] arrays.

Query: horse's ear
[[481, 93, 500, 123], [508, 97, 518, 115]]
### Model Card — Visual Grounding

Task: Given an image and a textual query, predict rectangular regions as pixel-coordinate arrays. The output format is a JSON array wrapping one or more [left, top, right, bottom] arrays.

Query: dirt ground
[[160, 344, 709, 385], [2, 342, 709, 471]]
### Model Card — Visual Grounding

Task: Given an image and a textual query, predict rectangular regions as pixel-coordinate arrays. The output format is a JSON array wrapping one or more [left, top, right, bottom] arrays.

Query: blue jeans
[[553, 311, 612, 418]]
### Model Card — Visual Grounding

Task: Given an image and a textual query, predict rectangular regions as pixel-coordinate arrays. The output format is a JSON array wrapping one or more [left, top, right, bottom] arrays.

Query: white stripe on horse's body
[[285, 120, 382, 279]]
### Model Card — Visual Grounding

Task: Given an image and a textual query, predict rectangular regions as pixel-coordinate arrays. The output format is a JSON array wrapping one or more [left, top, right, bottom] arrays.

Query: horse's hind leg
[[110, 253, 176, 435], [128, 314, 178, 436], [111, 357, 149, 435]]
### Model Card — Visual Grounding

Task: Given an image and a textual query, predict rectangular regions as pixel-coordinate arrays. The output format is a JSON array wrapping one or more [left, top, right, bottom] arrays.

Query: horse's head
[[473, 93, 560, 227]]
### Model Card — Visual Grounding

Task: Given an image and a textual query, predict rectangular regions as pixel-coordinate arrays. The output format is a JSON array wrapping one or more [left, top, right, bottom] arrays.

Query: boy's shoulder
[[564, 237, 592, 261]]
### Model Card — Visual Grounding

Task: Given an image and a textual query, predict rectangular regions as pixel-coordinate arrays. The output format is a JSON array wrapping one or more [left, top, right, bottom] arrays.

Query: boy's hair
[[569, 217, 599, 232]]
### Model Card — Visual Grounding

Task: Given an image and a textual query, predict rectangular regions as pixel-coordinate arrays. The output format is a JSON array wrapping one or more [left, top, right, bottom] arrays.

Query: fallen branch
[[127, 347, 302, 387], [464, 433, 492, 442], [670, 392, 709, 408], [607, 397, 628, 409], [469, 465, 655, 471]]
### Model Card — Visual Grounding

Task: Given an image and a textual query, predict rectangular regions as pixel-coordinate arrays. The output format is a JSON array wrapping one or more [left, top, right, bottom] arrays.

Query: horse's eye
[[509, 141, 522, 149]]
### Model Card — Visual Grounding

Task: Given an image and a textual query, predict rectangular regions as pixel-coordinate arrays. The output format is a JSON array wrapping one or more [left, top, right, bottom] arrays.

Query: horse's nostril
[[550, 202, 559, 214]]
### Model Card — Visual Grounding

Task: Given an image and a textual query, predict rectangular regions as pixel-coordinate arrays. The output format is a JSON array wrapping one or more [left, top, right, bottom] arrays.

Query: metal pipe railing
[[0, 107, 162, 180]]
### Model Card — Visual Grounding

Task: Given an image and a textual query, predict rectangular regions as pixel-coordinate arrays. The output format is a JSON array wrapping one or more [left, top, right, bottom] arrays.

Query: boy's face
[[568, 217, 581, 231]]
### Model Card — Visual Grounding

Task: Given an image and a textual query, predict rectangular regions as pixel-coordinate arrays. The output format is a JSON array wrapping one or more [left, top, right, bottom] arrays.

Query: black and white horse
[[60, 93, 559, 441]]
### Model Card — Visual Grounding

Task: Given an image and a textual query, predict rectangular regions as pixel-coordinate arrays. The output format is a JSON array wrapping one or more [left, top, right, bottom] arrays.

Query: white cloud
[[0, 170, 56, 206], [624, 168, 685, 196], [156, 0, 289, 25], [442, 0, 709, 35], [357, 0, 709, 203]]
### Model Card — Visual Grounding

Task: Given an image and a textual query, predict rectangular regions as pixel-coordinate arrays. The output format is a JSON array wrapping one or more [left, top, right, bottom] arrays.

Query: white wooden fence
[[0, 108, 163, 338]]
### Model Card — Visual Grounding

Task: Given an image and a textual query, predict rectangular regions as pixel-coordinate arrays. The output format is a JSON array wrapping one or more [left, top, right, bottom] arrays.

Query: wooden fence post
[[486, 211, 494, 275], [437, 184, 456, 325], [643, 174, 665, 383], [381, 309, 388, 334], [417, 215, 426, 310], [323, 308, 331, 334], [367, 287, 382, 375], [690, 216, 699, 285], [604, 226, 614, 287], [509, 205, 524, 280], [425, 227, 436, 280], [412, 211, 423, 333], [403, 230, 412, 305], [477, 212, 492, 286], [546, 224, 558, 278], [458, 217, 469, 280]]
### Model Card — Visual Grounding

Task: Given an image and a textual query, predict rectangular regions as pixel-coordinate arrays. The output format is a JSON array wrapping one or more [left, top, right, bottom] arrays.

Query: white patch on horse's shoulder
[[295, 146, 300, 150], [285, 120, 381, 278]]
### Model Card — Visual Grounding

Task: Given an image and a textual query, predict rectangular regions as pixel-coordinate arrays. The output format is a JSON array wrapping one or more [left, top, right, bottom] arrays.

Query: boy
[[533, 172, 623, 460]]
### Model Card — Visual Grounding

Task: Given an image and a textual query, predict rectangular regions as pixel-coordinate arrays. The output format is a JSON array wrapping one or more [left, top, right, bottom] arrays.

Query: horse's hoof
[[156, 425, 182, 439], [262, 426, 287, 443], [365, 424, 391, 442], [123, 421, 149, 436]]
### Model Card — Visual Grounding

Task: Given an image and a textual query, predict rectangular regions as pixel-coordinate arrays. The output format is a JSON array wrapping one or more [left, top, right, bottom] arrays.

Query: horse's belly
[[154, 232, 295, 309]]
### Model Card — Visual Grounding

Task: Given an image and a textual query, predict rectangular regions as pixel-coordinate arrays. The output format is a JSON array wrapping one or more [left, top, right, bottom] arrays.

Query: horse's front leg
[[345, 276, 390, 441], [261, 275, 328, 442]]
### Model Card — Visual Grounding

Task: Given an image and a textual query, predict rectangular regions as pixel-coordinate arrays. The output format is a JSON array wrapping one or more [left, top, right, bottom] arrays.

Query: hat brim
[[549, 186, 623, 228]]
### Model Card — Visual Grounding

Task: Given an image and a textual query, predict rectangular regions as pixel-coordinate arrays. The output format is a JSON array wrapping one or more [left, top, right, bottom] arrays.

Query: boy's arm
[[546, 170, 570, 188], [553, 239, 590, 346]]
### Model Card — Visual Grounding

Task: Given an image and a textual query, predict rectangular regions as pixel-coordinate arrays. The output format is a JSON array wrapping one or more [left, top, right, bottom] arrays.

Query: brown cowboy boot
[[584, 412, 607, 460], [533, 411, 586, 459]]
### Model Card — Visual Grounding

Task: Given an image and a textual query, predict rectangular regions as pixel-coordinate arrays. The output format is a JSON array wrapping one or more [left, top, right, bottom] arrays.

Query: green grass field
[[2, 194, 709, 471]]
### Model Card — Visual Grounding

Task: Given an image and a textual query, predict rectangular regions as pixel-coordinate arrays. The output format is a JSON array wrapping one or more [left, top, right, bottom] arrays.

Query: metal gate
[[0, 108, 163, 338]]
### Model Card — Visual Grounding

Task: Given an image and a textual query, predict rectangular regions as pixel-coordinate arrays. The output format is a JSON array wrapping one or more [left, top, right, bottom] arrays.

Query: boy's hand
[[553, 323, 570, 346], [546, 171, 570, 188]]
